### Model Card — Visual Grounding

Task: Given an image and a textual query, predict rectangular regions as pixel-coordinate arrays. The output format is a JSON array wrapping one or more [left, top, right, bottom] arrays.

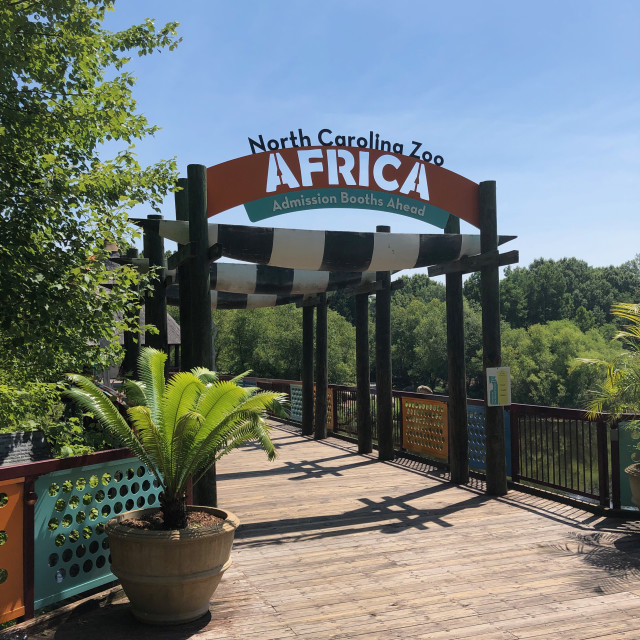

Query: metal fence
[[0, 449, 160, 623], [276, 380, 634, 511]]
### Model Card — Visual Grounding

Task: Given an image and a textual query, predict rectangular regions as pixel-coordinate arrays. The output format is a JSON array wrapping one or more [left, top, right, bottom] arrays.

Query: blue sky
[[106, 1, 639, 271]]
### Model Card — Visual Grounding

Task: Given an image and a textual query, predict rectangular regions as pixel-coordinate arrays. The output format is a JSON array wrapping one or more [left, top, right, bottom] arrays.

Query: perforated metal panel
[[467, 405, 512, 476], [468, 406, 487, 471], [34, 457, 161, 609], [290, 384, 302, 423], [402, 398, 448, 460]]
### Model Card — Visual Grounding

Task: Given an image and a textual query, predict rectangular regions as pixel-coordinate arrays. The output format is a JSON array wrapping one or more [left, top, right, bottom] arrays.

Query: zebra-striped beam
[[152, 220, 515, 272], [166, 286, 312, 310], [168, 263, 381, 295]]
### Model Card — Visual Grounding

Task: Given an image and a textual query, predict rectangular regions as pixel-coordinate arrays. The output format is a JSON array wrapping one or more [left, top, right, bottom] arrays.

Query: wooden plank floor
[[27, 423, 640, 639]]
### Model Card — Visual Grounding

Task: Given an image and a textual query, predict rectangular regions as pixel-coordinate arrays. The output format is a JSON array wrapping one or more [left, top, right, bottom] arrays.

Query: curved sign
[[206, 147, 480, 229]]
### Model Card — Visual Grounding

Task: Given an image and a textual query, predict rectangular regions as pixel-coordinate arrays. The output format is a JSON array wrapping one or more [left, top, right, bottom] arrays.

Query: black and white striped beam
[[154, 220, 515, 272], [168, 263, 380, 295], [166, 286, 310, 310]]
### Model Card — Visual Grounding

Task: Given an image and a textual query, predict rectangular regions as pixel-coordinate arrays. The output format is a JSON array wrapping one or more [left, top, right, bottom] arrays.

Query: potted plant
[[65, 347, 285, 624], [580, 302, 640, 504]]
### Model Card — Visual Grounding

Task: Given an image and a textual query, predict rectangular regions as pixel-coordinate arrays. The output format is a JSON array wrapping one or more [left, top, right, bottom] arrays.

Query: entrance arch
[[135, 147, 518, 504]]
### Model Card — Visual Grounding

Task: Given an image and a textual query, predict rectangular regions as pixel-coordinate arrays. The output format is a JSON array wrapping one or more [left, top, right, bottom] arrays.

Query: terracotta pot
[[625, 463, 640, 508], [105, 505, 240, 624]]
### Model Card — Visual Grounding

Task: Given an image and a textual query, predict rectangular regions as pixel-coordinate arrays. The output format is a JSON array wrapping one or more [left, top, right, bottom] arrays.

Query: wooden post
[[445, 215, 469, 484], [121, 247, 141, 379], [302, 305, 314, 436], [143, 214, 167, 353], [175, 177, 192, 372], [187, 164, 216, 507], [355, 292, 372, 454], [314, 294, 328, 440], [376, 225, 394, 461], [479, 181, 507, 496]]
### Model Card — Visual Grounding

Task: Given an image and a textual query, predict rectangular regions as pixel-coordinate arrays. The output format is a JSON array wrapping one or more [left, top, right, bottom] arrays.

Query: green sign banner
[[244, 188, 450, 228]]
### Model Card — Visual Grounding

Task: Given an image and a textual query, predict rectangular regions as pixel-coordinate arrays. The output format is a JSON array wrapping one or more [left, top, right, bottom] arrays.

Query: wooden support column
[[121, 248, 141, 379], [143, 214, 167, 353], [355, 292, 372, 454], [314, 294, 328, 440], [175, 177, 192, 372], [376, 225, 394, 461], [445, 215, 469, 484], [187, 164, 216, 507], [301, 305, 314, 436], [479, 181, 507, 496]]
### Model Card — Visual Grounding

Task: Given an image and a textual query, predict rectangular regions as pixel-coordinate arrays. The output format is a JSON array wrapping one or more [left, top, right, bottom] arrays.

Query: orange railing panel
[[402, 398, 448, 461], [0, 478, 25, 623]]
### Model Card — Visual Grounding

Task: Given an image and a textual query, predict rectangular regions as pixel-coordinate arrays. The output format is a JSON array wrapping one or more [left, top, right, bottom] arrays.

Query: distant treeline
[[206, 255, 640, 410]]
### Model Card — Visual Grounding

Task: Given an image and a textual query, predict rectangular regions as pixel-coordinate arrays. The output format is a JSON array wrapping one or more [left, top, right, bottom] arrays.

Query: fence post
[[597, 419, 610, 508], [331, 386, 339, 432], [23, 476, 37, 620], [301, 305, 314, 436], [509, 405, 520, 483], [314, 294, 328, 440], [376, 225, 394, 461], [355, 291, 372, 453]]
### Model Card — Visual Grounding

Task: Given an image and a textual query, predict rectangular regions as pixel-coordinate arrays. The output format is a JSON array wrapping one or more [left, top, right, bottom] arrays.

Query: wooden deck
[[25, 423, 640, 639]]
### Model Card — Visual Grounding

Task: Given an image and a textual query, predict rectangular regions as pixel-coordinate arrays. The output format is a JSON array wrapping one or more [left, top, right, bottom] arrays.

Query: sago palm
[[65, 348, 286, 529], [580, 302, 640, 429]]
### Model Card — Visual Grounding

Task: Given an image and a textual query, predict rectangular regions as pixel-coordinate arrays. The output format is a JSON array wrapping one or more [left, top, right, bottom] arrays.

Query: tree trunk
[[160, 492, 188, 530]]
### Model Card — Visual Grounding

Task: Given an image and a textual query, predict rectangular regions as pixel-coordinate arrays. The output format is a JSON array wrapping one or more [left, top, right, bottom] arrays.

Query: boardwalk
[[22, 423, 640, 639]]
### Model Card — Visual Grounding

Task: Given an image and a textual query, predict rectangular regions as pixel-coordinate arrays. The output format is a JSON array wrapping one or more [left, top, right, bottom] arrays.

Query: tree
[[66, 348, 283, 529], [212, 305, 356, 384], [481, 320, 623, 408], [0, 1, 180, 381], [580, 302, 640, 424]]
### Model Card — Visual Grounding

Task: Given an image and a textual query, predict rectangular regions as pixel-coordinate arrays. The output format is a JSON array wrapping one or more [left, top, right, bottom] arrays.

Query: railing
[[0, 448, 160, 623], [2, 375, 636, 625], [279, 380, 635, 511], [509, 404, 608, 505]]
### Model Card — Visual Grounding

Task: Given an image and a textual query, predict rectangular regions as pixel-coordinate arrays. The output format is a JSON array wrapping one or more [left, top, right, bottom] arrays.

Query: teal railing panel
[[290, 384, 302, 423], [618, 421, 637, 509], [34, 457, 161, 610]]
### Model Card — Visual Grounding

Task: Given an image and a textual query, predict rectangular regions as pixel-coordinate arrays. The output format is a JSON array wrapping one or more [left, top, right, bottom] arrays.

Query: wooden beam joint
[[428, 249, 519, 277]]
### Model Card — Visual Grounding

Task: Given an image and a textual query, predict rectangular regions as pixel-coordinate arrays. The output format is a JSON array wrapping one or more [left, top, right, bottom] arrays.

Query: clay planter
[[105, 505, 240, 624], [625, 463, 640, 508]]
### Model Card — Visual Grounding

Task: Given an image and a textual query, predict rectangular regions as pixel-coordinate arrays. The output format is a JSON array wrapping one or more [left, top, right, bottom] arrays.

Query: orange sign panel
[[206, 147, 480, 228]]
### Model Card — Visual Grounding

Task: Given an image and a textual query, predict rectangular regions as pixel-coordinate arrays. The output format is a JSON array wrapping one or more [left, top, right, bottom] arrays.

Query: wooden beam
[[207, 243, 223, 264], [167, 241, 195, 271], [175, 178, 192, 373], [314, 294, 328, 441], [142, 214, 167, 353], [301, 305, 314, 436], [376, 225, 394, 461], [427, 249, 519, 277], [121, 247, 141, 379], [479, 181, 507, 496], [344, 278, 404, 297], [187, 164, 216, 508], [355, 292, 372, 454], [445, 216, 469, 484]]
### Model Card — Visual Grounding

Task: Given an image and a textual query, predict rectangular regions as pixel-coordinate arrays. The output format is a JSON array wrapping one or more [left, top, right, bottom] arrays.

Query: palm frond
[[122, 379, 147, 407], [138, 348, 167, 427], [65, 375, 157, 478], [191, 367, 219, 385]]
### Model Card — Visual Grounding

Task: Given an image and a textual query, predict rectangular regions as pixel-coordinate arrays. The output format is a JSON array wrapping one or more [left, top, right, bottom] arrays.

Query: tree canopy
[[0, 1, 179, 381]]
